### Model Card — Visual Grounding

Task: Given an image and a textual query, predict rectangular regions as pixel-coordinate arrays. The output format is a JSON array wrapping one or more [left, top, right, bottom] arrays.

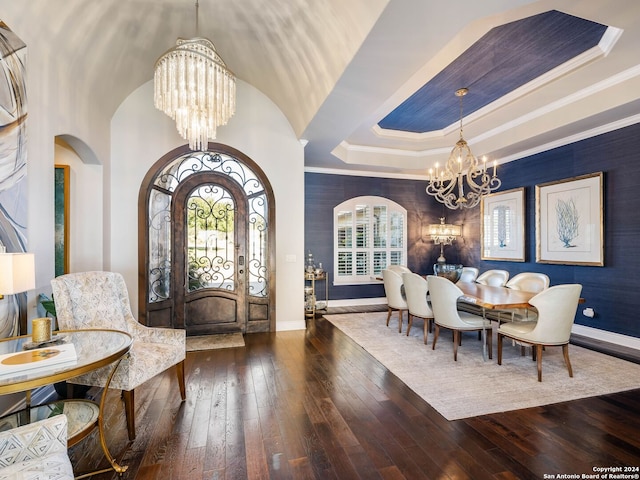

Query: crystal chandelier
[[426, 88, 501, 209], [154, 1, 236, 151]]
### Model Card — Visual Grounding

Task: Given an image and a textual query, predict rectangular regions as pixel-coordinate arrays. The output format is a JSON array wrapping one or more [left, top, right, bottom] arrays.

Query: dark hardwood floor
[[69, 315, 640, 479]]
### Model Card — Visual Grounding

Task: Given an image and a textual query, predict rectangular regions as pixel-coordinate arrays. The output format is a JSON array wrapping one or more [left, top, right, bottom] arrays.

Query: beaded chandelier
[[154, 1, 236, 151]]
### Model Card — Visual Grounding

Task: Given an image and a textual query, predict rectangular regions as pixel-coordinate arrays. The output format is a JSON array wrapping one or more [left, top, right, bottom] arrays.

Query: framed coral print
[[54, 164, 70, 276], [481, 187, 525, 261], [536, 172, 604, 266]]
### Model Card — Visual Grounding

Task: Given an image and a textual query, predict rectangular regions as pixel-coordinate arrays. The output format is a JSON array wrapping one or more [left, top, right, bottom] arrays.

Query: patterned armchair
[[0, 415, 74, 479], [51, 271, 186, 441]]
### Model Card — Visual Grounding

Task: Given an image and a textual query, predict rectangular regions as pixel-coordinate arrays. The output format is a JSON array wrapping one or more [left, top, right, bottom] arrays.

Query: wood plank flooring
[[68, 315, 640, 479]]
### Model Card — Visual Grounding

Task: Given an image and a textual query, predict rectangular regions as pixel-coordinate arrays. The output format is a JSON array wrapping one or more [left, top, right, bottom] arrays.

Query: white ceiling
[[1, 0, 639, 177]]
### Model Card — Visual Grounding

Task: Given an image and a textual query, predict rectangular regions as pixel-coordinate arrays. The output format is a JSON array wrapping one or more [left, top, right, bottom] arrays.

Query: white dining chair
[[457, 266, 479, 283], [497, 284, 582, 381], [498, 272, 551, 323], [427, 275, 492, 361], [476, 269, 510, 287], [382, 269, 408, 333], [402, 272, 433, 344]]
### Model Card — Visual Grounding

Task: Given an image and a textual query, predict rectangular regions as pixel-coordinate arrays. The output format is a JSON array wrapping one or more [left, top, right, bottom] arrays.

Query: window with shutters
[[334, 196, 407, 284]]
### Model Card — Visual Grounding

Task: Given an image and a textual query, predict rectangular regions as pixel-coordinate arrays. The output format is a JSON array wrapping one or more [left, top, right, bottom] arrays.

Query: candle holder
[[31, 317, 52, 343]]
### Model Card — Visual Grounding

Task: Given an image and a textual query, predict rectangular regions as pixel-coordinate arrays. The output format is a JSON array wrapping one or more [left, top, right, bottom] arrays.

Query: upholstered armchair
[[51, 271, 186, 441], [428, 275, 492, 361], [497, 284, 582, 381], [0, 415, 74, 479], [381, 269, 408, 333], [402, 272, 433, 344]]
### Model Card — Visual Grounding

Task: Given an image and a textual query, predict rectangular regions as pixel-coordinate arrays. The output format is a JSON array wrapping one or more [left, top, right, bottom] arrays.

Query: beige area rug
[[186, 333, 245, 352], [325, 312, 640, 420]]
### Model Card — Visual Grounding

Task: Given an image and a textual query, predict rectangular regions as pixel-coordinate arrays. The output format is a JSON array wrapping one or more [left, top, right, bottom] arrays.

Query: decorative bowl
[[433, 263, 463, 283]]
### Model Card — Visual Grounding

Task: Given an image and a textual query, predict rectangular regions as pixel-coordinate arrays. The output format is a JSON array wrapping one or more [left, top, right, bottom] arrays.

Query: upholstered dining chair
[[476, 269, 510, 287], [387, 265, 412, 275], [382, 269, 408, 333], [402, 272, 433, 344], [498, 272, 551, 323], [497, 284, 582, 382], [51, 271, 186, 441], [427, 275, 492, 361], [457, 266, 479, 283]]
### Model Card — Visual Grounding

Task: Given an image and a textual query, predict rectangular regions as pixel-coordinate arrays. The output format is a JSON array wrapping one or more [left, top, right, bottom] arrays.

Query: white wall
[[111, 79, 306, 331], [54, 141, 104, 274]]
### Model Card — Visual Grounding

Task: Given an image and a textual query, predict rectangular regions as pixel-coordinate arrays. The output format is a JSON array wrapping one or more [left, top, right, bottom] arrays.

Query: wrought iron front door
[[172, 173, 247, 335]]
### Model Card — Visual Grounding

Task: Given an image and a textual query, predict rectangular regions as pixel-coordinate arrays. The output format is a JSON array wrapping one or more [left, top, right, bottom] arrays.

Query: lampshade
[[0, 253, 36, 294], [427, 218, 461, 245]]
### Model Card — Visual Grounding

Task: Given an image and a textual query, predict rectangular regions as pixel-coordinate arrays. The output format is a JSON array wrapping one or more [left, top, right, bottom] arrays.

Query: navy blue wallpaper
[[305, 121, 640, 339]]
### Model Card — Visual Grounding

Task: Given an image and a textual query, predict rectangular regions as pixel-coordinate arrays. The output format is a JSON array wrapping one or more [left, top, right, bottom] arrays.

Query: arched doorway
[[138, 144, 275, 334]]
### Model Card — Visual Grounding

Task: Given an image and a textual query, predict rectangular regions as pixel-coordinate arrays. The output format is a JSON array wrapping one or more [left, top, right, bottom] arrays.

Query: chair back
[[458, 267, 479, 283], [402, 272, 432, 318], [476, 269, 510, 287], [382, 269, 407, 310], [506, 272, 550, 293], [526, 284, 582, 344], [387, 265, 411, 275], [427, 275, 467, 329], [51, 271, 135, 334]]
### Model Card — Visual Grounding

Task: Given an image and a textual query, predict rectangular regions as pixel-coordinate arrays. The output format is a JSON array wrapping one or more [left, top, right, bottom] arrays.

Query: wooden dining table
[[456, 282, 536, 309], [454, 282, 537, 361], [455, 281, 584, 360]]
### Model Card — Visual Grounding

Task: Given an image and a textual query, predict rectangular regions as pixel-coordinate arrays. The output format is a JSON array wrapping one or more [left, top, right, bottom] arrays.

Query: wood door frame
[[137, 143, 276, 332]]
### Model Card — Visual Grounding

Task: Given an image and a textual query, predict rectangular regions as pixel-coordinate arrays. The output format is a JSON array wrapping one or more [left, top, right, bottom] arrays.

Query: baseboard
[[276, 320, 306, 331], [325, 297, 386, 308], [572, 324, 640, 350]]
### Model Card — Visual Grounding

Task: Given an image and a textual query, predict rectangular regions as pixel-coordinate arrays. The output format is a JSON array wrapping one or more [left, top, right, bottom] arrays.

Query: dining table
[[455, 282, 537, 360], [455, 281, 584, 360]]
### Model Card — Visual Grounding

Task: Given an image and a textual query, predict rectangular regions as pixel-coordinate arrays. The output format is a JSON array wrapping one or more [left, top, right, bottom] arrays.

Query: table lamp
[[0, 248, 36, 335]]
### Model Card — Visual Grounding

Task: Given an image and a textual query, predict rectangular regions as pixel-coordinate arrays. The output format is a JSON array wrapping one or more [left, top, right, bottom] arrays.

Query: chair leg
[[536, 344, 544, 382], [397, 310, 403, 333], [123, 389, 136, 441], [453, 330, 459, 361], [563, 344, 573, 378], [386, 308, 392, 327], [432, 324, 440, 350], [497, 333, 503, 365], [407, 314, 413, 336], [176, 360, 186, 400], [423, 319, 428, 345], [486, 328, 492, 360]]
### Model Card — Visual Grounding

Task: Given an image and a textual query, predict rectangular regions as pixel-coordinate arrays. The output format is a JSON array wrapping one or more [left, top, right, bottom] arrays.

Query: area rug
[[324, 312, 640, 420], [186, 333, 245, 352]]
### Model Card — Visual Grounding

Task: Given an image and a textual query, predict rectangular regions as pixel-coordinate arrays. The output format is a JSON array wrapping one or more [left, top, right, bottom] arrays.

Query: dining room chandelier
[[153, 0, 236, 151], [425, 88, 501, 209]]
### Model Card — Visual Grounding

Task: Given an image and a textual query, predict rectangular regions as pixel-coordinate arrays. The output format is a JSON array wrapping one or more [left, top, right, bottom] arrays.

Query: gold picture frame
[[536, 172, 604, 266], [481, 187, 525, 262], [54, 164, 69, 276]]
